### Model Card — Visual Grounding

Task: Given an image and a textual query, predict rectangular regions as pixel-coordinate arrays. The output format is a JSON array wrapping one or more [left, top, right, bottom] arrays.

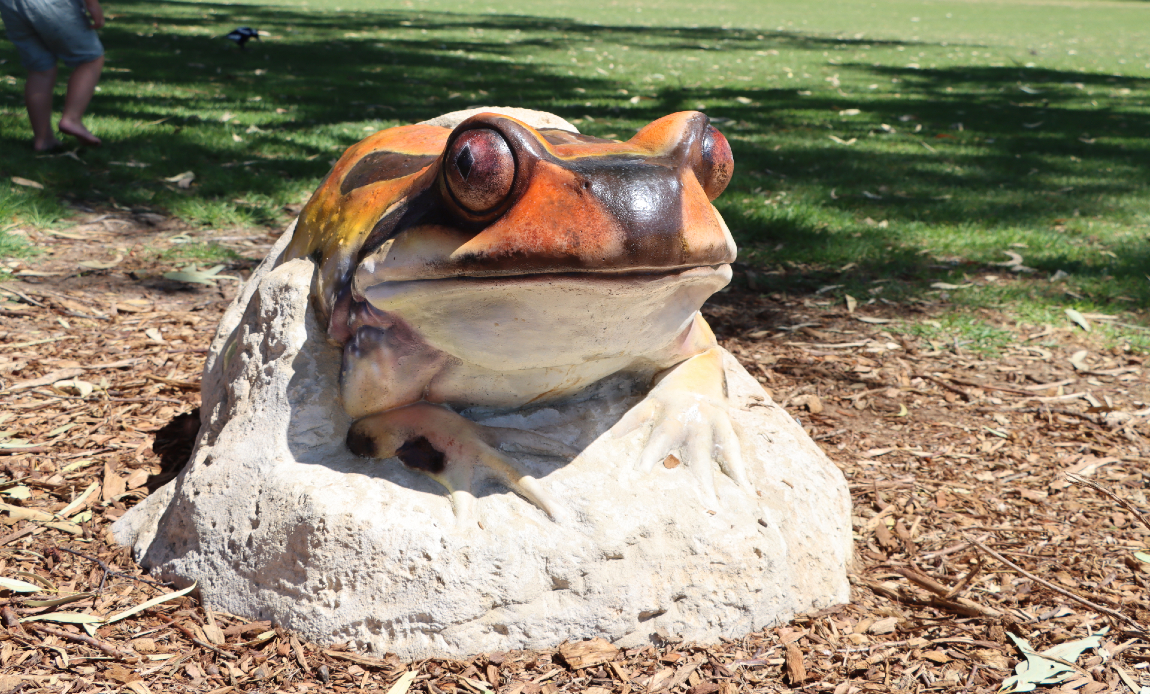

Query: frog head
[[285, 110, 736, 347]]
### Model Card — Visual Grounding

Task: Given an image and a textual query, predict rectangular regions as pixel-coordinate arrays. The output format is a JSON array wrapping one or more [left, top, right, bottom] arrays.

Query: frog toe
[[614, 392, 752, 505], [347, 404, 568, 525]]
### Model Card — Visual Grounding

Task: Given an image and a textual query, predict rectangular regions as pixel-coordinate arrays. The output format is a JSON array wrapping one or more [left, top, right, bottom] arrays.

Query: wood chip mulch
[[0, 213, 1148, 693]]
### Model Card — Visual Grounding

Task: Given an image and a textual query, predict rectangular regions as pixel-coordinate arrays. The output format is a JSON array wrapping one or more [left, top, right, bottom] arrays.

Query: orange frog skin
[[283, 108, 750, 523]]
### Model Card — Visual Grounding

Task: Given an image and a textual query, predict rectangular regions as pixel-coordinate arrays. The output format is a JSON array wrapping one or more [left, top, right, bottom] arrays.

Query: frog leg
[[346, 403, 576, 525], [613, 345, 751, 506]]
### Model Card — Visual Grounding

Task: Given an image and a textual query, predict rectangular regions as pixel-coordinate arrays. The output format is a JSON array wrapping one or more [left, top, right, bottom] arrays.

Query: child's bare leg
[[58, 55, 102, 146], [25, 67, 61, 151]]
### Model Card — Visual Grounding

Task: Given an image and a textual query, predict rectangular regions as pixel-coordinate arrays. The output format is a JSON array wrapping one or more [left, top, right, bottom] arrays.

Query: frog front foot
[[346, 403, 576, 525], [613, 348, 752, 506]]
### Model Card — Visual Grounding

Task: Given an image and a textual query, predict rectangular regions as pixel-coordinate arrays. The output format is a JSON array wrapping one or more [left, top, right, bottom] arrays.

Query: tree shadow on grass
[[1, 1, 1147, 309], [643, 61, 1150, 308]]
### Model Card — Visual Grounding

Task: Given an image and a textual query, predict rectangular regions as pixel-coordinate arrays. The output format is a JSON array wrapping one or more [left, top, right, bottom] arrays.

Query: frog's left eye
[[444, 129, 516, 215]]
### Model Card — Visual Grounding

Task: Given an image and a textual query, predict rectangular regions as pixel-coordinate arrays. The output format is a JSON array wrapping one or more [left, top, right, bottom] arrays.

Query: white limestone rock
[[421, 107, 579, 133], [114, 236, 852, 659]]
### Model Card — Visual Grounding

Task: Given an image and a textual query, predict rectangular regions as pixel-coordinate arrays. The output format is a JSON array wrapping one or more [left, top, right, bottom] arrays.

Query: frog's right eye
[[444, 129, 516, 215], [693, 124, 733, 201]]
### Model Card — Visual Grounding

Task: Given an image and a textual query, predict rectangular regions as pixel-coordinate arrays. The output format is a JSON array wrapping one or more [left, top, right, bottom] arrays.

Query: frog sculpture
[[284, 110, 749, 522]]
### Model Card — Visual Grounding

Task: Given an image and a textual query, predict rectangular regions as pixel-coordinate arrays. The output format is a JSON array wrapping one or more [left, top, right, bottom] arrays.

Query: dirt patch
[[1, 216, 1148, 693]]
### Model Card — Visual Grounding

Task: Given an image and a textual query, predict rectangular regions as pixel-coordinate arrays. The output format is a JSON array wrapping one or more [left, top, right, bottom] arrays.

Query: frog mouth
[[353, 263, 731, 306], [353, 264, 732, 372]]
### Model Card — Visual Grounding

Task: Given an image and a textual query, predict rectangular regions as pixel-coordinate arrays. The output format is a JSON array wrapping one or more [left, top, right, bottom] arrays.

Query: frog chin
[[357, 264, 731, 372]]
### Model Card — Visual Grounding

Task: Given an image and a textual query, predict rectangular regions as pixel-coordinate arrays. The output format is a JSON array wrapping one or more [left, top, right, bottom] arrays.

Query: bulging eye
[[694, 124, 734, 200], [444, 129, 515, 214]]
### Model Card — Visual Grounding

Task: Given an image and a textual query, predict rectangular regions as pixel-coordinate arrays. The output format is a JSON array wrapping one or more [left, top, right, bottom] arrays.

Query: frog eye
[[444, 129, 516, 214], [694, 125, 734, 201]]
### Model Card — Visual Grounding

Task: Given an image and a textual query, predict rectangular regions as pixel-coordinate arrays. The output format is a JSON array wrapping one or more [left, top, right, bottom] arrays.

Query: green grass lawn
[[1, 0, 1148, 345]]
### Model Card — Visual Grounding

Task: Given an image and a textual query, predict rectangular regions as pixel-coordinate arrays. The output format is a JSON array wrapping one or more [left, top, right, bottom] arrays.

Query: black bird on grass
[[225, 27, 260, 50]]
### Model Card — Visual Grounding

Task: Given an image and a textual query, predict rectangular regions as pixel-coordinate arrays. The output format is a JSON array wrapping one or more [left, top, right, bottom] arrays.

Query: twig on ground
[[0, 285, 48, 308], [813, 428, 847, 441], [944, 376, 1035, 397], [1009, 407, 1102, 425], [1067, 473, 1150, 530], [944, 558, 984, 600], [25, 621, 140, 661], [892, 567, 1002, 618], [964, 535, 1148, 635], [57, 546, 170, 593], [2, 605, 26, 634], [853, 574, 1001, 619], [161, 619, 239, 659], [894, 566, 951, 595], [0, 447, 47, 456], [917, 374, 973, 401]]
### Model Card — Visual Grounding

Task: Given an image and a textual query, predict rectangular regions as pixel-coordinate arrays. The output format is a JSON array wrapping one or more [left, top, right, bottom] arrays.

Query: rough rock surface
[[420, 107, 578, 132], [115, 233, 852, 660]]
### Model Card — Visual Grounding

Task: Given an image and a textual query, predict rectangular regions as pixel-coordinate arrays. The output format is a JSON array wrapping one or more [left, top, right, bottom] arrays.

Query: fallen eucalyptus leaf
[[0, 576, 43, 593], [20, 612, 105, 625], [15, 571, 55, 590], [61, 459, 97, 474], [1069, 350, 1090, 371], [162, 171, 195, 189], [77, 253, 124, 270], [47, 423, 76, 437], [0, 441, 39, 450], [105, 581, 197, 624], [999, 627, 1107, 693], [1065, 309, 1091, 332], [25, 592, 96, 608], [11, 176, 44, 189], [58, 481, 99, 518], [163, 264, 240, 286], [54, 377, 94, 398]]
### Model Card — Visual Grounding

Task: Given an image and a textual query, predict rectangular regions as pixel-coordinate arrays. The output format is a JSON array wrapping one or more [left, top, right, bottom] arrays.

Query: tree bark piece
[[785, 643, 806, 684], [558, 638, 620, 669]]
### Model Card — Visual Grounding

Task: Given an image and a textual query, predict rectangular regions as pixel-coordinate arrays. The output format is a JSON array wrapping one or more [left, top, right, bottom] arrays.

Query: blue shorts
[[0, 0, 103, 72]]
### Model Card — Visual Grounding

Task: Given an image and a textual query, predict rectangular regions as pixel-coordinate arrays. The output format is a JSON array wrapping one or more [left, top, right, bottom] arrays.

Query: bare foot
[[58, 120, 101, 147], [34, 137, 63, 152]]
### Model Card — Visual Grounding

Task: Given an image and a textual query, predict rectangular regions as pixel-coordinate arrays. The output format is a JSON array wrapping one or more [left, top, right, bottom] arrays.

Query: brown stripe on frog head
[[340, 151, 439, 195], [285, 123, 450, 329]]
